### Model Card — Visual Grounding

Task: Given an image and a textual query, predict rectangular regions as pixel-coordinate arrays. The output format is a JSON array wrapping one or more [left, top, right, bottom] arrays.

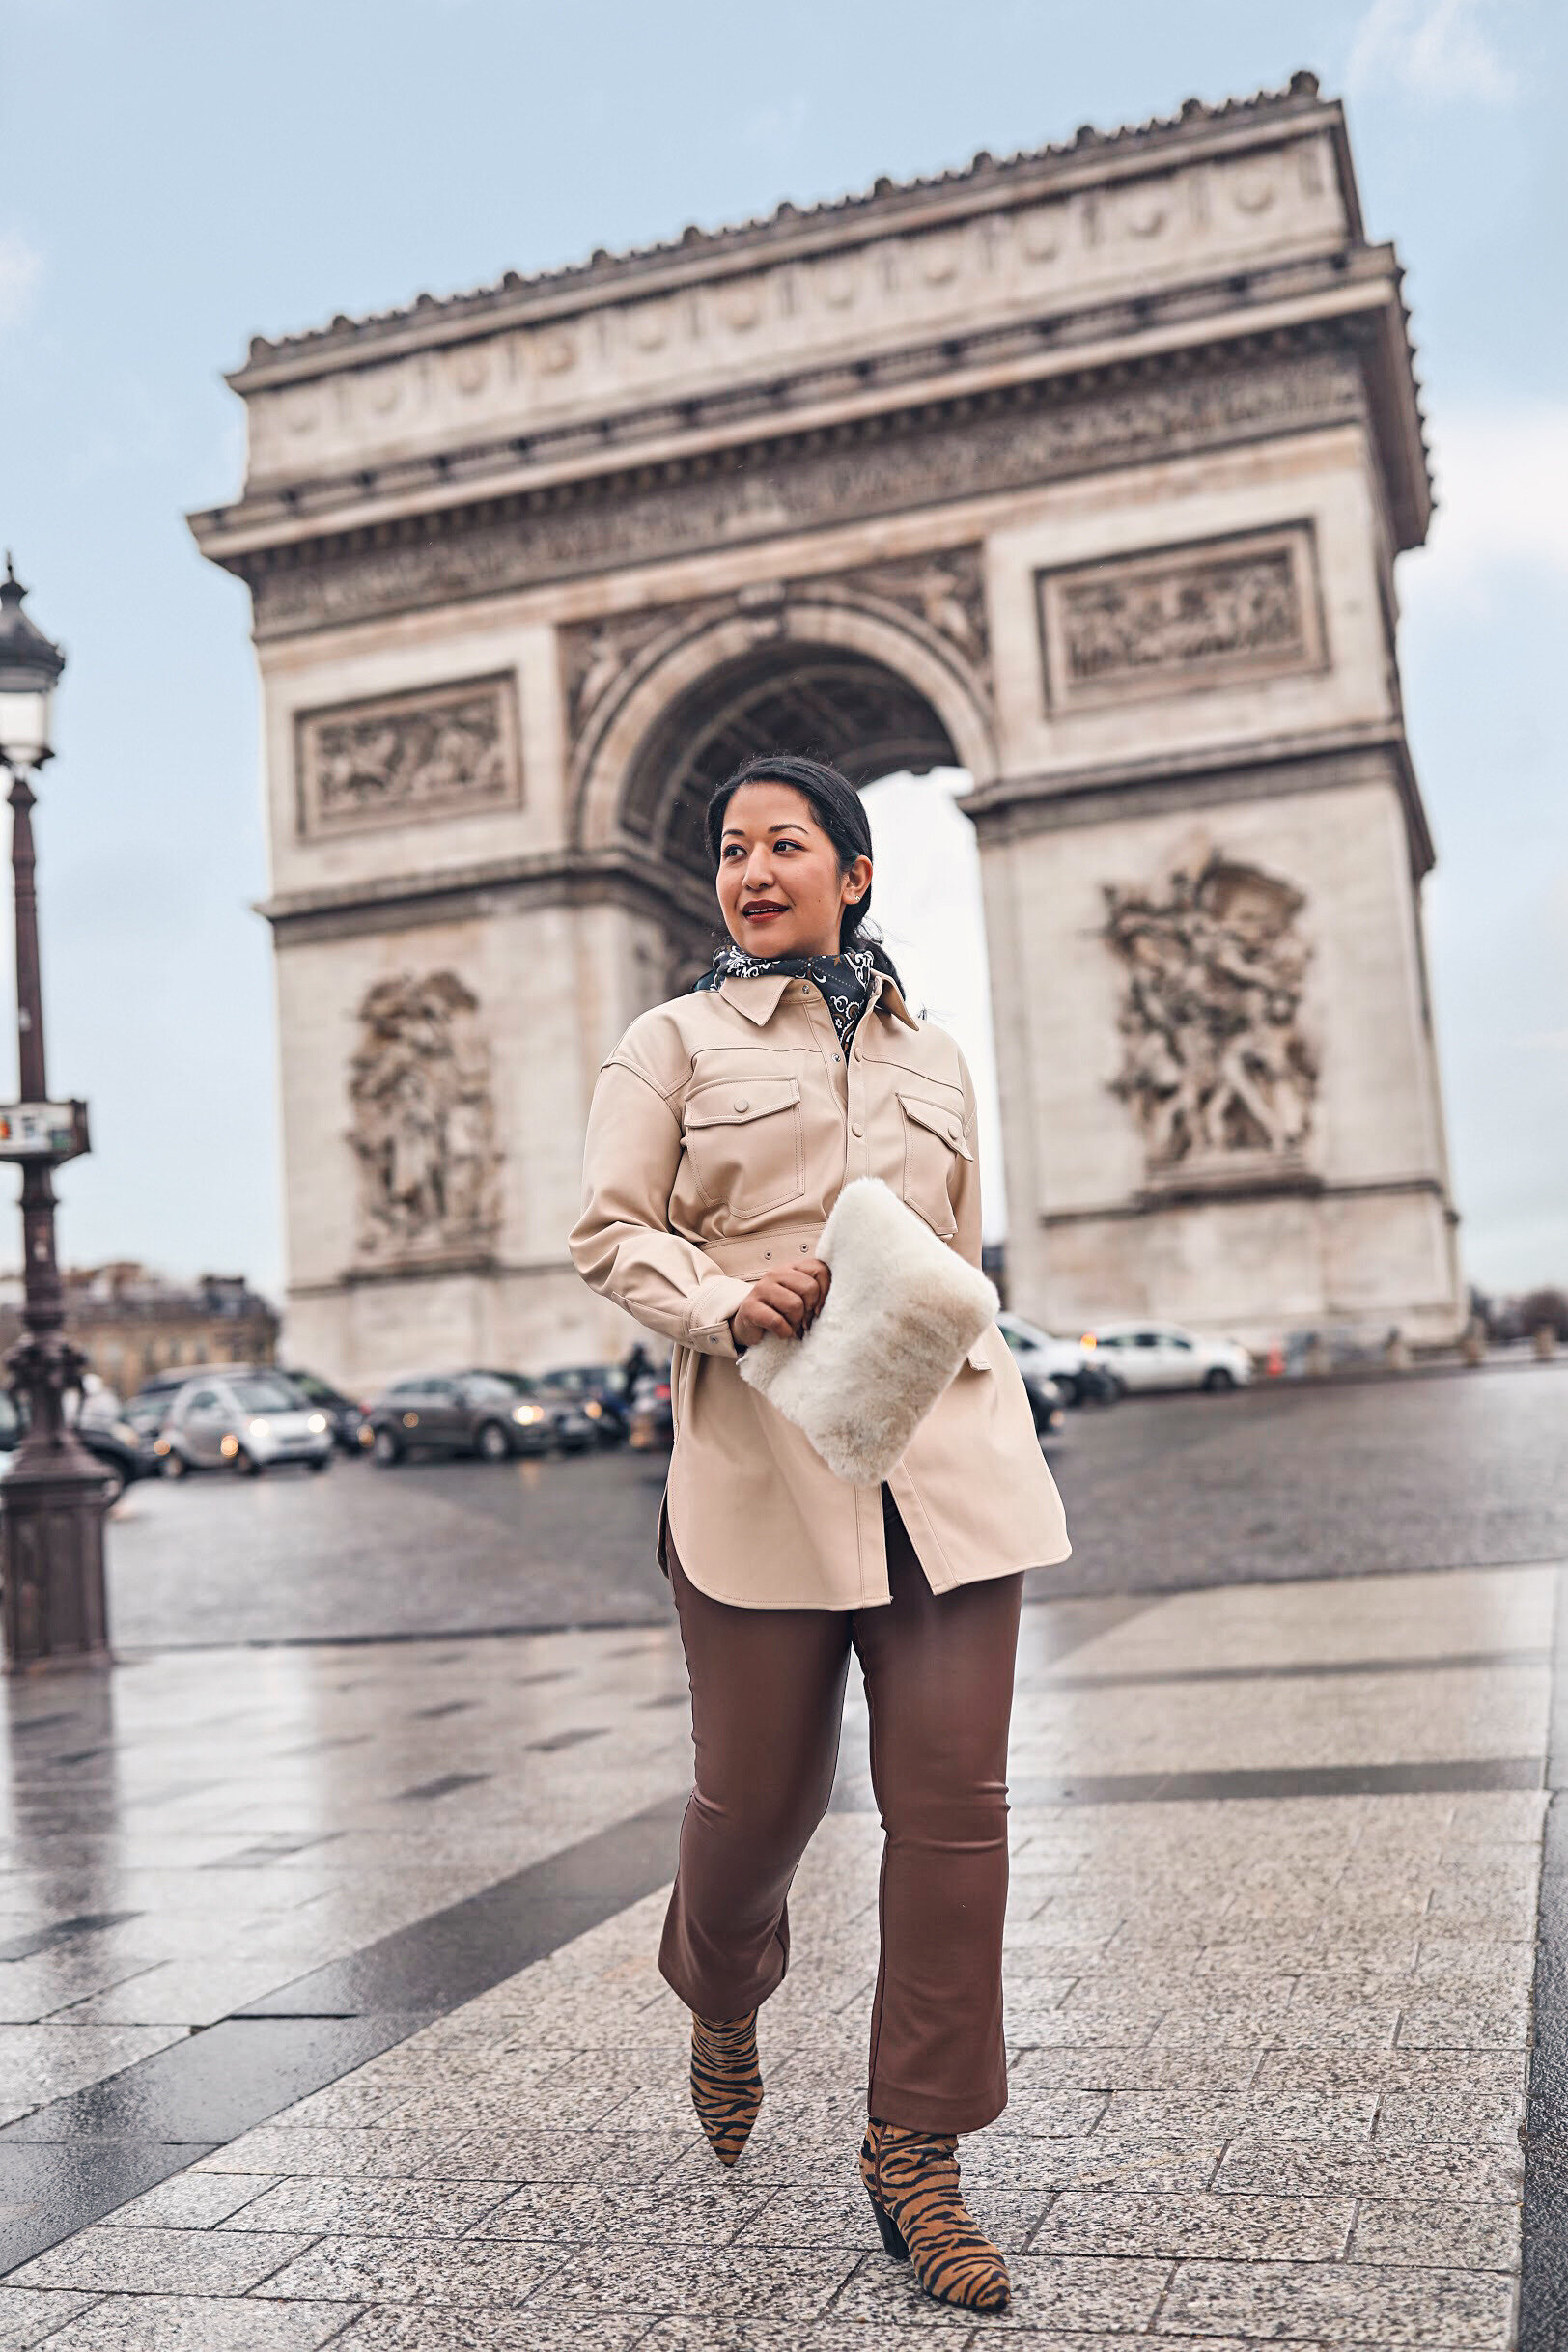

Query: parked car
[[0, 1389, 152, 1502], [117, 1392, 172, 1470], [627, 1367, 674, 1452], [1085, 1322, 1252, 1393], [134, 1360, 259, 1403], [367, 1371, 562, 1466], [537, 1364, 630, 1445], [156, 1371, 335, 1476], [278, 1367, 373, 1453], [1019, 1367, 1068, 1444], [76, 1416, 144, 1501], [530, 1374, 612, 1453], [461, 1370, 566, 1457], [998, 1313, 1122, 1405]]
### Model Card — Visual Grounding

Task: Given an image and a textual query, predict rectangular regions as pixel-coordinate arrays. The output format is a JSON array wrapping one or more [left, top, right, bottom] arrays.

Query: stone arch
[[572, 592, 997, 877]]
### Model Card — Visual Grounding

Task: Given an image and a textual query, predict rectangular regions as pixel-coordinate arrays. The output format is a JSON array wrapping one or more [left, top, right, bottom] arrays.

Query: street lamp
[[0, 557, 109, 1671]]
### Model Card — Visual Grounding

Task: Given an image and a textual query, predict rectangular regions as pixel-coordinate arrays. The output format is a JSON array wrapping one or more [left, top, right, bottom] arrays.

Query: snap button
[[764, 1248, 772, 1259], [734, 1097, 749, 1112]]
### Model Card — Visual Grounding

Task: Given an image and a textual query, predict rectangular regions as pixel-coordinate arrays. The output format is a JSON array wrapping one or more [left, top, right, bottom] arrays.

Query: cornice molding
[[219, 334, 1393, 645], [964, 726, 1436, 879], [193, 250, 1408, 559], [1039, 1172, 1450, 1228], [259, 845, 716, 947]]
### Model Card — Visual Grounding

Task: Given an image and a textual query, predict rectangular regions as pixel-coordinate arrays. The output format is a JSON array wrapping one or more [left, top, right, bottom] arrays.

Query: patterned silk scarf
[[701, 941, 878, 1052]]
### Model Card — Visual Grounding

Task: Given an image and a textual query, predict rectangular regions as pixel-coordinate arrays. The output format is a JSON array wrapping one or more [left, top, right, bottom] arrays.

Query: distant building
[[0, 1263, 279, 1400]]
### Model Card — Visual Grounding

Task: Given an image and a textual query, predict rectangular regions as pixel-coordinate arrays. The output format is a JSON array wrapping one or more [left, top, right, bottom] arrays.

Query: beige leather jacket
[[570, 966, 1070, 1609]]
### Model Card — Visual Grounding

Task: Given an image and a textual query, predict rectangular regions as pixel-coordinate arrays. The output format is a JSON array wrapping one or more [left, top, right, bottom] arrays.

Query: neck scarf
[[702, 941, 878, 1051]]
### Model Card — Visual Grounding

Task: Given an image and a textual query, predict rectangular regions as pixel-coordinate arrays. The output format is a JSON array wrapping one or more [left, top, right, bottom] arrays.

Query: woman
[[570, 754, 1070, 2314]]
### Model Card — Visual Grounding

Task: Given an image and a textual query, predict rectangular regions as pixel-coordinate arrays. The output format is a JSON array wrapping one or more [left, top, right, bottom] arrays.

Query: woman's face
[[715, 781, 873, 961]]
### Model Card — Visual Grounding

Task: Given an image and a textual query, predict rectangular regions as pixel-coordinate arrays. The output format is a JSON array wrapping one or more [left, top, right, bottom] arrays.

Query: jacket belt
[[698, 1232, 825, 1279]]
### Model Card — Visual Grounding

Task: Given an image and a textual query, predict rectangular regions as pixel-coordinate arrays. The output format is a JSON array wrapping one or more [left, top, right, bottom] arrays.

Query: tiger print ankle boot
[[859, 2118, 1010, 2312], [689, 2009, 763, 2166]]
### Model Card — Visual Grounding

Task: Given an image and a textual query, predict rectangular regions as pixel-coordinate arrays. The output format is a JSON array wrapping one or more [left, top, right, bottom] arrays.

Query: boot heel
[[865, 2185, 910, 2262]]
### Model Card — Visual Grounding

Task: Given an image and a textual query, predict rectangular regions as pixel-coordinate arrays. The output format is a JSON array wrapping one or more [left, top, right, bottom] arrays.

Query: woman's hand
[[731, 1259, 831, 1348]]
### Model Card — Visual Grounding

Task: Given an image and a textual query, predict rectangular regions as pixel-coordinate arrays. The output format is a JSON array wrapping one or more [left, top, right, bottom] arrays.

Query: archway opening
[[622, 641, 1007, 1246], [622, 641, 959, 880]]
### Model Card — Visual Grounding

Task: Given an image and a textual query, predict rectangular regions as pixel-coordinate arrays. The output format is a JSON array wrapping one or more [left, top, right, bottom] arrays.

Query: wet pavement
[[102, 1363, 1568, 1647], [0, 1365, 1562, 2346]]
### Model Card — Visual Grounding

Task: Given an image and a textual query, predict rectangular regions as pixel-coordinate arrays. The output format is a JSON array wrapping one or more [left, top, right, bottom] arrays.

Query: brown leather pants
[[659, 1491, 1023, 2135]]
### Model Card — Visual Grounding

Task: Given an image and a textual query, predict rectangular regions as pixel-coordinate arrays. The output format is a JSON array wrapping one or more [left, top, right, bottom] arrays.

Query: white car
[[156, 1372, 335, 1477], [997, 1313, 1088, 1392], [1086, 1322, 1252, 1394]]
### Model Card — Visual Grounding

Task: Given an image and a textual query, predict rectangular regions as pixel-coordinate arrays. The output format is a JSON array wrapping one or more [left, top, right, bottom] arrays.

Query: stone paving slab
[[2, 1548, 1563, 2347]]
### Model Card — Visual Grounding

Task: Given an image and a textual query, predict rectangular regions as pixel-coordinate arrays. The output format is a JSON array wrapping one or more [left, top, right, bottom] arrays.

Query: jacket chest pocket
[[683, 1077, 805, 1220], [897, 1090, 972, 1240]]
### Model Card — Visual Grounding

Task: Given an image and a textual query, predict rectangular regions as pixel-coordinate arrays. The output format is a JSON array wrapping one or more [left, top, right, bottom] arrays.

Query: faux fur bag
[[737, 1176, 999, 1484]]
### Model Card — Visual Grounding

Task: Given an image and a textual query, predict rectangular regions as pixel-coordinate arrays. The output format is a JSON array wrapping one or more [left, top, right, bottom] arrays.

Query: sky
[[0, 0, 1564, 1310]]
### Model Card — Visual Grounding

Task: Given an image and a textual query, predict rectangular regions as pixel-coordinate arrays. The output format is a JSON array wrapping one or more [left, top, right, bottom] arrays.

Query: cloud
[[1348, 0, 1518, 103], [0, 230, 43, 331], [1404, 401, 1568, 609]]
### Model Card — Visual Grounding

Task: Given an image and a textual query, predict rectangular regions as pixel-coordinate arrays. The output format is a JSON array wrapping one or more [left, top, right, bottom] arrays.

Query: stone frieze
[[239, 127, 1345, 489], [1039, 522, 1324, 711], [294, 675, 522, 837], [252, 351, 1362, 639]]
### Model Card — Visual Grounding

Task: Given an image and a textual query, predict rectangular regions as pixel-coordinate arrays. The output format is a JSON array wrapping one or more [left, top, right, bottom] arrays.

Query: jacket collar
[[716, 968, 919, 1031], [715, 970, 795, 1026]]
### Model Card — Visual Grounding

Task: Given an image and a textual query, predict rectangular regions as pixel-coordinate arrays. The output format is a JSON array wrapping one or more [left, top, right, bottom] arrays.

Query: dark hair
[[704, 753, 903, 987]]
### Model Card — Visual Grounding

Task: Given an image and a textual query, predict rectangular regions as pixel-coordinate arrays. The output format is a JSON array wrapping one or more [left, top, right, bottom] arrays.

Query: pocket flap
[[685, 1077, 801, 1131], [897, 1091, 973, 1160]]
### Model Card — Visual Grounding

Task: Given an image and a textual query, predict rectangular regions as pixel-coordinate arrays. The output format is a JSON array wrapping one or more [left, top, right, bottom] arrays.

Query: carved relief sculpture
[[348, 972, 503, 1261], [296, 675, 521, 837], [843, 548, 990, 685], [1039, 522, 1325, 710], [558, 547, 990, 763], [1104, 850, 1318, 1174]]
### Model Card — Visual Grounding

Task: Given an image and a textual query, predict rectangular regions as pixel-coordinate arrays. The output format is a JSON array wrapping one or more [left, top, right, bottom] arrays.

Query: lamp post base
[[1, 1440, 112, 1670]]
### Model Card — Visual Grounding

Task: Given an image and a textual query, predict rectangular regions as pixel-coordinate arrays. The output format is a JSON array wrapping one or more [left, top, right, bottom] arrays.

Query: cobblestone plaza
[[0, 1369, 1563, 2347]]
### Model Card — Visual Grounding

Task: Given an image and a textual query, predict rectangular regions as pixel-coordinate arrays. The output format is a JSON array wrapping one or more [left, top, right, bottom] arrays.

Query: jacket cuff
[[686, 1274, 755, 1358]]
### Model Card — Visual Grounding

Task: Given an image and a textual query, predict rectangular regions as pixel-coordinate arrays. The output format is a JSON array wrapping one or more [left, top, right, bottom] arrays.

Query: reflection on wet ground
[[1, 1536, 1562, 2345]]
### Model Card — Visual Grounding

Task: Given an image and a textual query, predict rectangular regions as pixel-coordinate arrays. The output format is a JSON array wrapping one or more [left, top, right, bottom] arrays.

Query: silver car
[[157, 1372, 334, 1478]]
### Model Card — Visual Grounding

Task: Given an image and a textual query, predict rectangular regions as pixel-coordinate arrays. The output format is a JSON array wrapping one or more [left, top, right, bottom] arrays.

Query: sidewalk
[[0, 1554, 1562, 2349]]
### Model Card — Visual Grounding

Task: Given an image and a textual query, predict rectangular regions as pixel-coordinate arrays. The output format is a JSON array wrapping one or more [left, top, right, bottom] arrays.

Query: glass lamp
[[0, 557, 66, 771]]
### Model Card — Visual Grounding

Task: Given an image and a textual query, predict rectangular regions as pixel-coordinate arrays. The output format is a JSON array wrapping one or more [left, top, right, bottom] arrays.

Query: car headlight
[[111, 1421, 137, 1444], [512, 1403, 544, 1425], [357, 1423, 374, 1446], [220, 1433, 238, 1458], [154, 1437, 170, 1455], [1080, 1332, 1097, 1349], [248, 1418, 270, 1439], [307, 1413, 329, 1433], [583, 1400, 602, 1418]]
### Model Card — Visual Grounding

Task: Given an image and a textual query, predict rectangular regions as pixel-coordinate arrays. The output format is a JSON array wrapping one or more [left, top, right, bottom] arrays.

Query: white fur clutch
[[737, 1177, 999, 1484]]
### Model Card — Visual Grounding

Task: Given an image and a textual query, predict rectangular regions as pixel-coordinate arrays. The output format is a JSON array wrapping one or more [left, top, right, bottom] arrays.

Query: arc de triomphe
[[191, 73, 1463, 1386]]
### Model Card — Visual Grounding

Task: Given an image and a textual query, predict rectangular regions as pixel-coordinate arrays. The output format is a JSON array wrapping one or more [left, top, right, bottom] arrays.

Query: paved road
[[101, 1363, 1568, 1649]]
